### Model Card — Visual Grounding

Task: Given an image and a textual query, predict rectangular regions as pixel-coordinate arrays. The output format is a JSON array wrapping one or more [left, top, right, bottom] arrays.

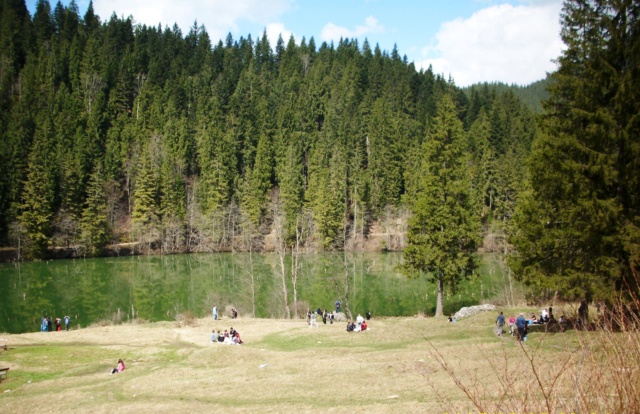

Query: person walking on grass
[[508, 315, 516, 336], [496, 312, 505, 336], [310, 312, 319, 328], [516, 313, 527, 341]]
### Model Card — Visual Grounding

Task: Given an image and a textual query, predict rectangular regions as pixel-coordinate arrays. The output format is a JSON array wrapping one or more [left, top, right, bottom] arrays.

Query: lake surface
[[0, 252, 504, 333]]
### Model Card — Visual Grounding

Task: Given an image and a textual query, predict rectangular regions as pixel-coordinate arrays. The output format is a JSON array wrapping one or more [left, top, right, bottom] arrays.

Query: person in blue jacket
[[516, 313, 527, 341]]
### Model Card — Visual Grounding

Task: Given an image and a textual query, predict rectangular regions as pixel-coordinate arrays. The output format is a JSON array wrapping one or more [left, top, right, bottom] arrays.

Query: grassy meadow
[[0, 307, 636, 413]]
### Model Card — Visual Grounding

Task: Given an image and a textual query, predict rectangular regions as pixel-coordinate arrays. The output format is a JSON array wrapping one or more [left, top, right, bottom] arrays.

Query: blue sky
[[25, 0, 564, 86]]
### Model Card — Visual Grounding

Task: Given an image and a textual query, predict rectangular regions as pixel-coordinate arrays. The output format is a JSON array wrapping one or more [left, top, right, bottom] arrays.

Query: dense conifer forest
[[1, 0, 638, 303], [0, 0, 535, 256]]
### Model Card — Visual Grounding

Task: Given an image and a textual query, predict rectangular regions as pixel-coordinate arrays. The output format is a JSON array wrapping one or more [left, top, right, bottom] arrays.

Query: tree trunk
[[435, 270, 444, 317], [291, 216, 302, 319], [272, 195, 291, 319], [340, 252, 353, 320], [248, 240, 256, 317]]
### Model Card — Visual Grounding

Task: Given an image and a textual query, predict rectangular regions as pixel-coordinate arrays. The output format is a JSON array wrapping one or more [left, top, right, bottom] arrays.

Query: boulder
[[453, 304, 497, 320], [333, 312, 347, 322]]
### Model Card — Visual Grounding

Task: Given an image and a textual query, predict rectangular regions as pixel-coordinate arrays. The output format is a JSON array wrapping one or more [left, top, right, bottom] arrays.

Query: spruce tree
[[403, 95, 481, 316], [19, 122, 57, 259], [79, 164, 109, 256], [511, 0, 640, 301]]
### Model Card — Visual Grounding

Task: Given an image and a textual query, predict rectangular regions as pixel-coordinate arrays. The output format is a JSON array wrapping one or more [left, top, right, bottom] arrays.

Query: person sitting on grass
[[346, 321, 355, 332], [110, 359, 125, 374], [361, 320, 368, 331], [233, 331, 243, 344]]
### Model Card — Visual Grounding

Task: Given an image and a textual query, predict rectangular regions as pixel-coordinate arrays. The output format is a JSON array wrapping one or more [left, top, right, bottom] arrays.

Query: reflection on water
[[0, 252, 502, 333]]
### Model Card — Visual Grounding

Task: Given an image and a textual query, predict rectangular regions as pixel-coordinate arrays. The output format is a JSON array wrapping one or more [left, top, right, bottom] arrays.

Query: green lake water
[[0, 252, 504, 333]]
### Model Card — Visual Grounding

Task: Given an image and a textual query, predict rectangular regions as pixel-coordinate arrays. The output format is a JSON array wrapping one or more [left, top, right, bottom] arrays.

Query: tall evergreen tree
[[403, 95, 481, 316], [131, 143, 159, 244], [79, 163, 109, 256], [19, 121, 57, 259], [511, 0, 640, 301]]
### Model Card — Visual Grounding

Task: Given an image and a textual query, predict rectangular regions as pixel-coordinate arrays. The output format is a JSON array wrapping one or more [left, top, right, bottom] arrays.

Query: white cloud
[[321, 16, 384, 43], [417, 1, 564, 86], [93, 0, 293, 43], [266, 22, 294, 47]]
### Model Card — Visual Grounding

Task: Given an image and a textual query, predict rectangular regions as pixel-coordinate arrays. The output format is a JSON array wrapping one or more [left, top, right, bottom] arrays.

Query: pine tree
[[19, 122, 57, 259], [403, 95, 481, 316], [79, 164, 109, 256], [241, 131, 273, 226], [511, 0, 640, 301], [131, 143, 159, 247]]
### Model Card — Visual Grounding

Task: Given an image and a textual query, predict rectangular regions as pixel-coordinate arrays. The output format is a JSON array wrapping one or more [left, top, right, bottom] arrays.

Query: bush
[[174, 310, 197, 327]]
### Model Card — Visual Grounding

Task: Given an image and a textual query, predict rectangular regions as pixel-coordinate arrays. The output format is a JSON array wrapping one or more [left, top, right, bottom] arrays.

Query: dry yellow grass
[[0, 312, 606, 413]]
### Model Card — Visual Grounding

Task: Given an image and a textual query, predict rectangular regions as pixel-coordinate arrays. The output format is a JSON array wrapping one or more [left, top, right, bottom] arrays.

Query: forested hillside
[[0, 0, 535, 259], [464, 79, 550, 113]]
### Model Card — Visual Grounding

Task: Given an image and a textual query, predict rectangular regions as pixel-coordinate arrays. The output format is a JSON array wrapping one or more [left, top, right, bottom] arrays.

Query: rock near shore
[[453, 304, 497, 320]]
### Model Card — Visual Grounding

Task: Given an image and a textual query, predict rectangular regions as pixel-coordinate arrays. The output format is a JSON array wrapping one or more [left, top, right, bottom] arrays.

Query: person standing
[[47, 316, 53, 332], [508, 315, 516, 336], [496, 312, 505, 336], [516, 313, 527, 341], [64, 315, 71, 331], [309, 312, 318, 328], [335, 300, 341, 313], [578, 299, 589, 330], [212, 306, 218, 320]]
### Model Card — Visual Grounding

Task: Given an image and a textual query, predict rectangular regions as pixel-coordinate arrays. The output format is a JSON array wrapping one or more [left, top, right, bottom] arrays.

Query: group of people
[[496, 312, 529, 340], [346, 313, 368, 332], [41, 315, 71, 332], [210, 326, 243, 344], [307, 308, 335, 327], [495, 307, 556, 341], [211, 306, 239, 320]]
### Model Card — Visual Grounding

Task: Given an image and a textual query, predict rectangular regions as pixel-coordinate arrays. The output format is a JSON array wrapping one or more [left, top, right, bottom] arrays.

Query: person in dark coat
[[516, 313, 527, 341]]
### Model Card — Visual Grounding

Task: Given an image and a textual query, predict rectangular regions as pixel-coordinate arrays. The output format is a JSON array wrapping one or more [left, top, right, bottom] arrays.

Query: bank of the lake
[[0, 312, 586, 413], [0, 252, 508, 334]]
